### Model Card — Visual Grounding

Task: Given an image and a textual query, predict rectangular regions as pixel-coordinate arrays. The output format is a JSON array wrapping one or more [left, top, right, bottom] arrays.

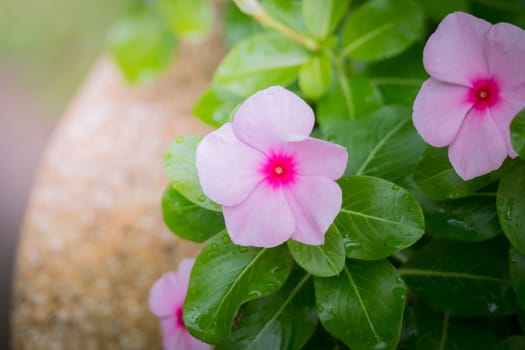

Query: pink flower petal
[[285, 176, 342, 245], [149, 272, 181, 318], [413, 78, 472, 147], [491, 90, 525, 157], [196, 123, 265, 206], [423, 12, 490, 86], [448, 108, 508, 180], [223, 183, 295, 247], [232, 86, 315, 153], [160, 319, 211, 350], [149, 259, 194, 318], [485, 22, 525, 91], [285, 138, 348, 179]]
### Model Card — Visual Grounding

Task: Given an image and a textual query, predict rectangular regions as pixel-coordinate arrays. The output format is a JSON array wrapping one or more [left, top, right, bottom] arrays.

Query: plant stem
[[232, 0, 319, 51]]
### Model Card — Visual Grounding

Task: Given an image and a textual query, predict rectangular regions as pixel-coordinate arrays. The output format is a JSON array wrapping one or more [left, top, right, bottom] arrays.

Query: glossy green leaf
[[364, 44, 426, 106], [497, 160, 525, 254], [302, 0, 350, 40], [108, 1, 175, 83], [500, 336, 525, 350], [163, 136, 221, 212], [217, 269, 317, 350], [314, 259, 406, 350], [509, 247, 525, 309], [288, 225, 345, 277], [322, 106, 425, 185], [421, 195, 502, 242], [341, 0, 424, 61], [401, 238, 516, 317], [317, 74, 383, 122], [298, 52, 332, 99], [161, 185, 224, 242], [157, 0, 213, 41], [184, 233, 294, 344], [420, 0, 468, 20], [413, 302, 500, 350], [414, 146, 496, 200], [223, 1, 262, 48], [510, 109, 525, 159], [193, 84, 241, 127], [213, 32, 310, 97], [334, 176, 425, 260]]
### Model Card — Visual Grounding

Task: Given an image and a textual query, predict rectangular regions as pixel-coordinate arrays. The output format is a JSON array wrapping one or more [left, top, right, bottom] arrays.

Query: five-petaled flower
[[149, 259, 211, 350], [196, 86, 348, 247], [413, 12, 525, 180]]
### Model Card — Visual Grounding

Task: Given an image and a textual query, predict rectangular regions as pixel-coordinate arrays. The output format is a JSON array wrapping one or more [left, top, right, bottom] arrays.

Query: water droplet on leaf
[[176, 136, 184, 143]]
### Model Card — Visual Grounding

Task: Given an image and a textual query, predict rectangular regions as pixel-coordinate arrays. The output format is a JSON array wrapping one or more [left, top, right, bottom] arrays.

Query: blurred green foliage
[[0, 0, 126, 118]]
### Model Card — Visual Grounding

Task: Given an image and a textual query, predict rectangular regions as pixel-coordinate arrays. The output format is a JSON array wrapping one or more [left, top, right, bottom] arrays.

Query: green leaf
[[108, 1, 175, 83], [298, 52, 332, 99], [335, 176, 425, 260], [223, 1, 262, 48], [421, 195, 502, 242], [192, 84, 241, 127], [184, 233, 294, 344], [213, 32, 310, 97], [157, 0, 213, 41], [163, 136, 221, 212], [341, 0, 424, 61], [413, 302, 500, 350], [401, 238, 516, 317], [364, 44, 426, 106], [500, 336, 525, 350], [509, 247, 525, 310], [497, 160, 525, 254], [414, 146, 496, 200], [302, 0, 351, 40], [510, 109, 525, 159], [288, 225, 345, 277], [161, 185, 224, 242], [217, 269, 317, 350], [317, 74, 383, 122], [314, 259, 406, 350], [420, 0, 468, 21], [322, 106, 425, 185]]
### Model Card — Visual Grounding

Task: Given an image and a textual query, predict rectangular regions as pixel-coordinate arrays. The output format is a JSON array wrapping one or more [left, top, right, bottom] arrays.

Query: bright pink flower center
[[468, 78, 500, 111], [261, 152, 297, 189], [175, 306, 186, 330]]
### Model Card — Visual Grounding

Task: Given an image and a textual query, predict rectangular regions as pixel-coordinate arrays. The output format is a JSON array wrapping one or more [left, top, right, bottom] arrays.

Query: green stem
[[332, 54, 355, 119], [233, 0, 318, 51]]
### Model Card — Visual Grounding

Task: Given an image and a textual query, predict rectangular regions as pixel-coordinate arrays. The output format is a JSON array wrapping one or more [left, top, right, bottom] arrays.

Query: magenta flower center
[[261, 152, 297, 189], [468, 78, 500, 110], [175, 306, 186, 330]]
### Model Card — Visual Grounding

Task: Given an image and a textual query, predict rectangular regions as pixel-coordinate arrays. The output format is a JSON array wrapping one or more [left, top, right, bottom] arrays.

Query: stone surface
[[12, 30, 224, 349]]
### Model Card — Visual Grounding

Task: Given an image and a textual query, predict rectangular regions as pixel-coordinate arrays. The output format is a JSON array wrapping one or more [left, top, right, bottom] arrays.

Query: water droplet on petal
[[176, 136, 184, 143]]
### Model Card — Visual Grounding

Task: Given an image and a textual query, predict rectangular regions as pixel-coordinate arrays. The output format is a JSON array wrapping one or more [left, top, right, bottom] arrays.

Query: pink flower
[[413, 12, 525, 180], [195, 86, 348, 247], [149, 259, 211, 350]]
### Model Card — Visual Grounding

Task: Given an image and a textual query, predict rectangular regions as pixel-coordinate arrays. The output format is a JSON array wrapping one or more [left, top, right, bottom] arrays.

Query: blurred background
[[0, 1, 126, 347]]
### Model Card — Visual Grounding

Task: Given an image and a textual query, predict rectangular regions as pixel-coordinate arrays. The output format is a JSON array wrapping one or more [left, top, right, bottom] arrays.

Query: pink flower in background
[[196, 86, 347, 247], [413, 12, 525, 180], [149, 259, 211, 350]]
